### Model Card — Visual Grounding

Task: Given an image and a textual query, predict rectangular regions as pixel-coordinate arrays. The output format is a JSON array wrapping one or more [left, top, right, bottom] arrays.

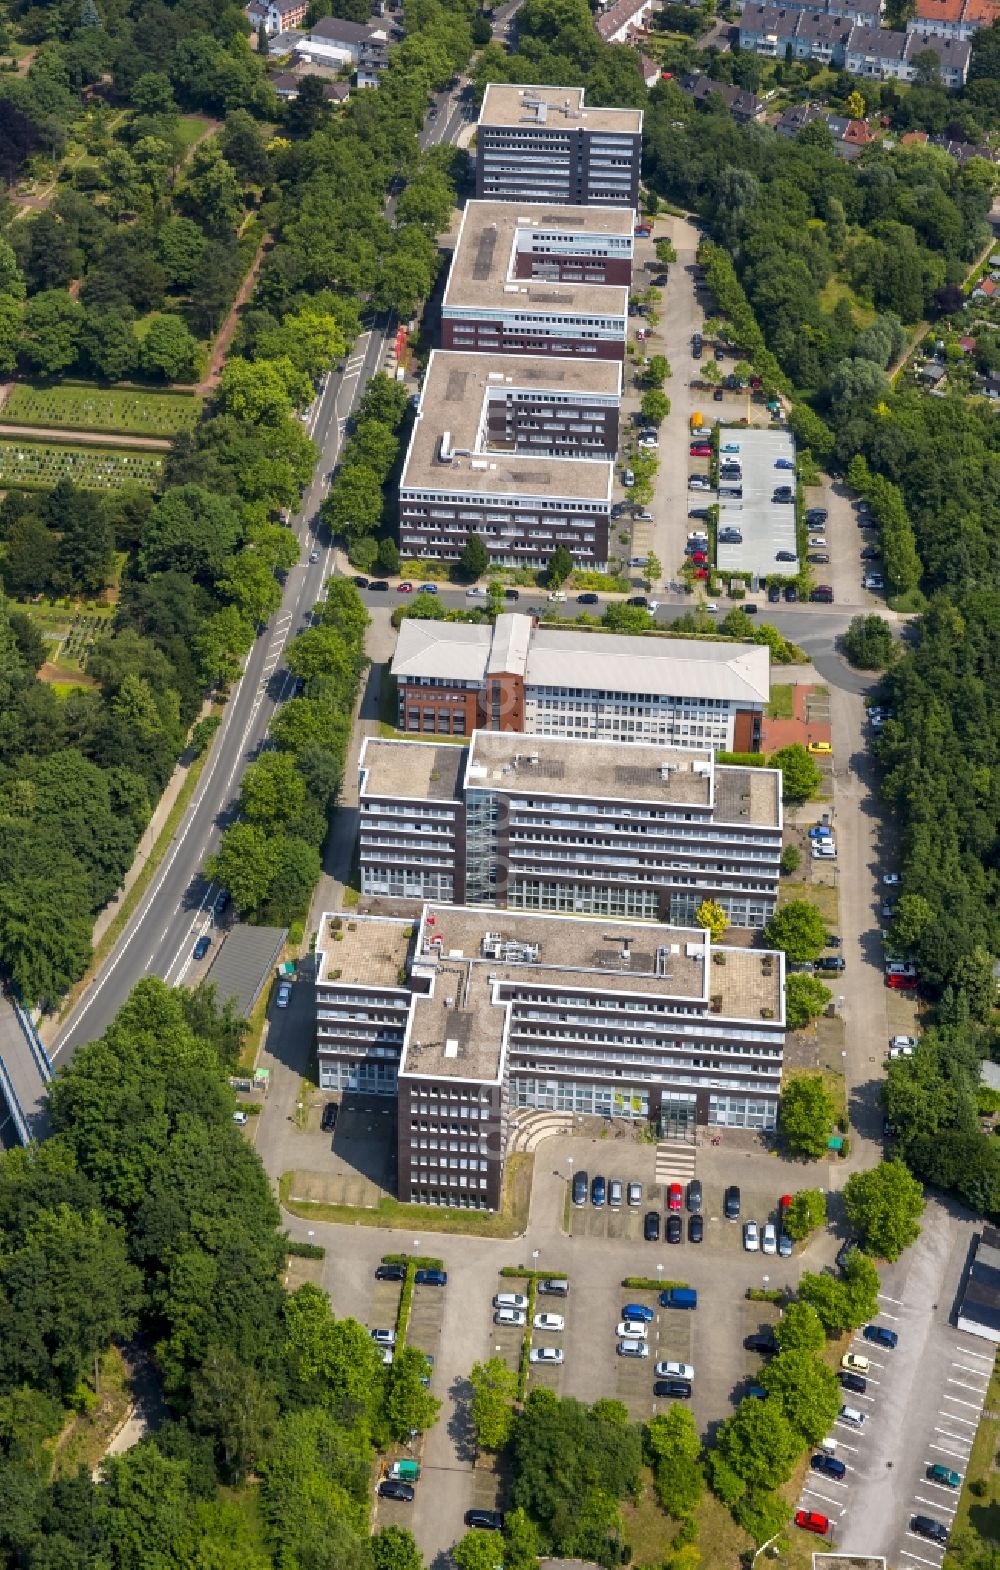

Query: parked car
[[883, 872, 901, 886], [370, 1328, 396, 1345], [591, 1174, 606, 1207], [576, 592, 599, 605], [375, 1263, 406, 1282], [493, 1293, 528, 1310], [627, 1181, 643, 1208], [775, 458, 795, 470], [653, 1378, 692, 1398], [911, 1517, 948, 1545], [276, 981, 292, 1009], [232, 1110, 248, 1126], [811, 1453, 847, 1480], [762, 1223, 777, 1255], [842, 1353, 869, 1373], [494, 1307, 526, 1327], [806, 508, 828, 525], [890, 1035, 916, 1050], [778, 1231, 792, 1257], [724, 1185, 741, 1219], [415, 1268, 447, 1286], [529, 1347, 564, 1365], [644, 1210, 661, 1242], [795, 1511, 829, 1537], [743, 1221, 760, 1252], [927, 1464, 962, 1489], [687, 1179, 702, 1212], [668, 1182, 683, 1211], [321, 1102, 338, 1133], [617, 1339, 649, 1358], [572, 1170, 588, 1207], [745, 1333, 777, 1356], [666, 1215, 683, 1244], [397, 582, 414, 594], [379, 1481, 414, 1503], [689, 1214, 704, 1243], [655, 1360, 694, 1380], [465, 1510, 504, 1531], [776, 550, 796, 563], [193, 935, 211, 960], [840, 1371, 867, 1394], [863, 1324, 898, 1349], [622, 1304, 655, 1323]]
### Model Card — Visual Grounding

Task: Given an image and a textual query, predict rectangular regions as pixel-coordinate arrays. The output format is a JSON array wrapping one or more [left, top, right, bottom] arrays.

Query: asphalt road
[[47, 46, 500, 1063]]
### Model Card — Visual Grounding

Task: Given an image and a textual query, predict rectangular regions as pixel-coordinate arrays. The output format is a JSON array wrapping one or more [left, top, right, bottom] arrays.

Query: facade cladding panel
[[475, 125, 641, 210], [439, 319, 626, 360]]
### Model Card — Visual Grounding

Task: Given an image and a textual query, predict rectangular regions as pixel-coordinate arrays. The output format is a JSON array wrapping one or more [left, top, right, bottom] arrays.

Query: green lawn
[[818, 273, 877, 329], [173, 114, 213, 151], [0, 439, 163, 490], [3, 383, 202, 437], [279, 1153, 533, 1238], [766, 686, 794, 719]]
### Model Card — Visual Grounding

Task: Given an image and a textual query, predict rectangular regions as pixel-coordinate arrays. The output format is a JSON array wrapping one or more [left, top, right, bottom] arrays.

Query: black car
[[369, 579, 390, 592], [775, 550, 796, 563], [627, 596, 649, 608], [743, 604, 758, 615], [465, 1510, 504, 1531], [816, 956, 846, 972], [352, 575, 370, 589], [713, 387, 724, 401], [840, 1371, 867, 1394], [591, 1174, 606, 1207], [688, 507, 711, 521], [860, 546, 881, 560], [806, 509, 828, 525], [807, 554, 829, 566], [784, 585, 798, 602], [611, 503, 627, 519], [836, 1237, 860, 1271], [577, 592, 599, 605], [572, 1170, 589, 1207], [504, 588, 520, 601], [768, 585, 782, 602], [811, 1453, 847, 1480], [666, 1214, 683, 1244], [321, 1102, 338, 1133], [714, 346, 724, 361], [193, 935, 211, 961], [688, 1213, 704, 1244], [644, 1209, 661, 1242], [745, 1332, 777, 1357], [415, 1267, 447, 1286], [826, 933, 842, 946], [213, 889, 230, 916], [653, 1379, 692, 1399], [911, 1517, 948, 1546], [378, 1481, 414, 1503], [725, 1184, 741, 1219], [687, 1179, 702, 1212], [375, 1262, 406, 1282]]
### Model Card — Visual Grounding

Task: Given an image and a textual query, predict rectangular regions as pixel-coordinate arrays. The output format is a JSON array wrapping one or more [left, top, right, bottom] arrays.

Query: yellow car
[[807, 741, 833, 755]]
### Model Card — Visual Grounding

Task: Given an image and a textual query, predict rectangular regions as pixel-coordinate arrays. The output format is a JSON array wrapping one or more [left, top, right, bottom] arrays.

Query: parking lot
[[714, 427, 798, 579]]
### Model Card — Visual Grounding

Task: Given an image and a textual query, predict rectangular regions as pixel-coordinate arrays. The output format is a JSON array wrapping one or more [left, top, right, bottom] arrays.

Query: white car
[[883, 873, 901, 886], [495, 1308, 526, 1327], [370, 1328, 396, 1345], [233, 1110, 248, 1126], [890, 1035, 916, 1050], [465, 587, 487, 598], [688, 476, 711, 491], [309, 549, 320, 563], [811, 843, 837, 859], [533, 1313, 565, 1332], [617, 1338, 649, 1358], [529, 1346, 564, 1365], [493, 1293, 528, 1310], [762, 1223, 777, 1255], [705, 602, 718, 614], [743, 1221, 759, 1252], [637, 434, 658, 448], [276, 981, 292, 1008], [655, 1361, 694, 1380], [808, 536, 827, 548], [647, 600, 661, 613], [380, 1347, 394, 1366], [616, 1319, 648, 1339], [888, 1044, 913, 1059], [548, 591, 566, 603]]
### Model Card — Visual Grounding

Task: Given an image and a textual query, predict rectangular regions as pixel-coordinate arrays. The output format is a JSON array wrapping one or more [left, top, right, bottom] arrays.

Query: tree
[[780, 844, 801, 876], [772, 1300, 826, 1351], [80, 309, 140, 382], [219, 357, 311, 424], [779, 1074, 836, 1159], [641, 389, 670, 425], [786, 973, 833, 1031], [547, 545, 573, 588], [384, 1345, 441, 1442], [204, 822, 282, 917], [323, 464, 383, 547], [469, 1356, 518, 1450], [19, 290, 84, 376], [240, 752, 306, 830], [843, 614, 895, 669], [769, 744, 822, 804], [783, 1189, 827, 1243], [643, 550, 662, 588], [141, 314, 199, 381], [372, 1527, 424, 1570], [647, 1405, 703, 1517], [189, 1344, 278, 1482], [458, 533, 489, 582], [762, 900, 827, 961], [157, 217, 206, 288], [799, 1251, 880, 1334], [503, 1508, 540, 1570], [453, 1534, 502, 1570], [844, 1160, 924, 1261], [761, 1350, 840, 1444], [714, 1396, 800, 1491], [694, 899, 727, 942]]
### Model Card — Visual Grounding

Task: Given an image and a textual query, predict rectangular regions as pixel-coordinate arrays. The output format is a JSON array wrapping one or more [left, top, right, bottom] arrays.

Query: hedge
[[621, 1276, 690, 1291], [287, 1240, 326, 1259]]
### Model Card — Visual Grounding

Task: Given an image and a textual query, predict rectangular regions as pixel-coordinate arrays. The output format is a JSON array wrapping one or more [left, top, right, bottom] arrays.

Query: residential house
[[678, 71, 764, 121], [980, 373, 1000, 398], [638, 51, 662, 85], [295, 16, 393, 85], [907, 0, 1000, 40], [845, 23, 970, 85], [595, 0, 655, 42], [739, 4, 851, 60], [247, 0, 308, 36], [737, 0, 883, 22], [825, 113, 877, 157], [775, 102, 826, 135], [971, 276, 1000, 301], [269, 70, 351, 101], [266, 27, 306, 54]]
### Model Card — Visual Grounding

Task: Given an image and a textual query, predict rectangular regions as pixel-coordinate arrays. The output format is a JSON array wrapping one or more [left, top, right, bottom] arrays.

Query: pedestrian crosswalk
[[654, 1141, 697, 1184]]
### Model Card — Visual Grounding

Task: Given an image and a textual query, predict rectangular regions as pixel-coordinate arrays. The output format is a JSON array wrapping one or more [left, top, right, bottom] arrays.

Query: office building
[[398, 352, 619, 569], [358, 731, 783, 927], [313, 904, 787, 1206], [441, 203, 630, 362], [475, 85, 643, 208], [391, 614, 769, 750]]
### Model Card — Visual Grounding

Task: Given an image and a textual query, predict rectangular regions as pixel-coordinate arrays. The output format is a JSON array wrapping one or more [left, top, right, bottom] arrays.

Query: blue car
[[863, 1324, 899, 1349], [416, 583, 439, 594], [775, 458, 795, 470], [811, 1452, 847, 1479], [193, 935, 211, 960], [414, 1268, 447, 1286], [621, 1303, 655, 1323], [809, 826, 833, 840], [591, 1175, 606, 1207]]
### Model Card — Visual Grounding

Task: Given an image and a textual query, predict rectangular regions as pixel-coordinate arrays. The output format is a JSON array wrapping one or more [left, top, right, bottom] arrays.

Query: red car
[[690, 551, 707, 564], [397, 582, 414, 594], [668, 1183, 683, 1212], [795, 1511, 829, 1537], [886, 974, 917, 990], [689, 444, 712, 457]]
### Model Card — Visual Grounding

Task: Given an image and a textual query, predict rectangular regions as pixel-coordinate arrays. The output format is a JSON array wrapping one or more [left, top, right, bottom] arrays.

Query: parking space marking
[[831, 1437, 860, 1452], [944, 1388, 984, 1405], [951, 1361, 991, 1379], [922, 1473, 963, 1493], [934, 1427, 973, 1446], [879, 1293, 904, 1304], [952, 1344, 993, 1362], [899, 1549, 945, 1568], [876, 1309, 901, 1320], [914, 1494, 956, 1515], [904, 1535, 946, 1554], [931, 1440, 972, 1460], [937, 1409, 977, 1425], [801, 1487, 845, 1512]]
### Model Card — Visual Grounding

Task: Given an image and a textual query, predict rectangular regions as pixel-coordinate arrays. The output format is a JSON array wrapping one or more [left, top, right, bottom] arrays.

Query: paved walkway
[[0, 422, 171, 449]]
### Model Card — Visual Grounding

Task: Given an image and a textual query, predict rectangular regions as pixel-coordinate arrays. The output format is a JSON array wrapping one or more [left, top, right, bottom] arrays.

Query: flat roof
[[465, 733, 781, 826], [360, 737, 464, 803], [526, 627, 771, 702], [315, 912, 412, 989], [203, 923, 287, 1018], [443, 202, 632, 317], [411, 904, 783, 1022], [401, 352, 614, 501], [390, 615, 772, 704], [479, 83, 642, 136]]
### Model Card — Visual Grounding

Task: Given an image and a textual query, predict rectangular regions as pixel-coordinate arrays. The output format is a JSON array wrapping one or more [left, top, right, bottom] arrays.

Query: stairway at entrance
[[655, 1141, 697, 1185]]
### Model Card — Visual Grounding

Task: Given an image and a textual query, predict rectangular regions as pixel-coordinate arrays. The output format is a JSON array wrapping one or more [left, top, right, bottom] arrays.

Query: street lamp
[[532, 1249, 539, 1270], [656, 1263, 663, 1280]]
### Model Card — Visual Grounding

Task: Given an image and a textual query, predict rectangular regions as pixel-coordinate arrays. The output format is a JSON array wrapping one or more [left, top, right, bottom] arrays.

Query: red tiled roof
[[914, 0, 964, 22], [901, 130, 929, 144]]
